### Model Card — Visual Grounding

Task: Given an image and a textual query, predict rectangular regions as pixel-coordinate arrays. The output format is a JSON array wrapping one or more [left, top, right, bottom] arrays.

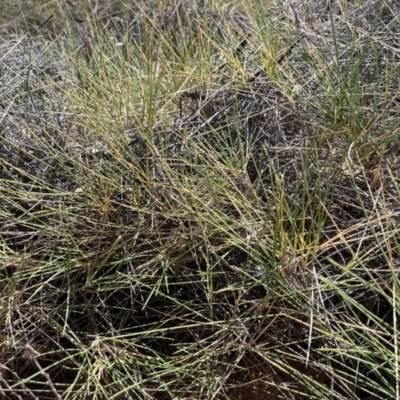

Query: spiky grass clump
[[1, 0, 400, 399]]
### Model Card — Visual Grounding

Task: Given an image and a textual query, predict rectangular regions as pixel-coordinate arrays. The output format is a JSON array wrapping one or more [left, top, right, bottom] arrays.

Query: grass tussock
[[1, 0, 400, 399]]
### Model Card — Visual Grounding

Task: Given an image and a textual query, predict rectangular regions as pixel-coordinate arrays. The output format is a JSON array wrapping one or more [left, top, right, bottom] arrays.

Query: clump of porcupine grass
[[1, 0, 399, 399]]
